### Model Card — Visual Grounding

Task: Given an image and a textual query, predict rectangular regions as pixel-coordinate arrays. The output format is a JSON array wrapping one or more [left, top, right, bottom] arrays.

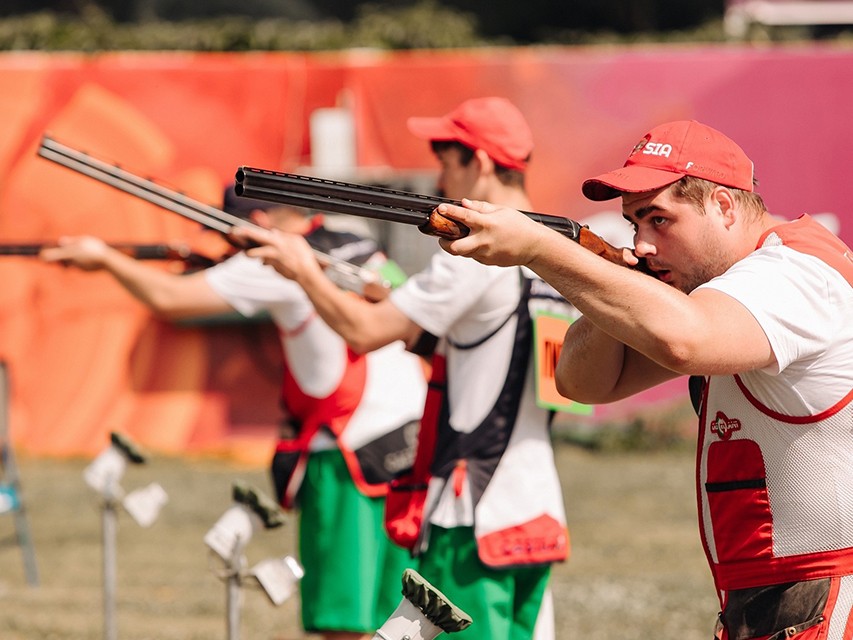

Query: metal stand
[[101, 482, 119, 640], [84, 434, 164, 640], [226, 538, 244, 640], [205, 485, 296, 640], [0, 360, 39, 586]]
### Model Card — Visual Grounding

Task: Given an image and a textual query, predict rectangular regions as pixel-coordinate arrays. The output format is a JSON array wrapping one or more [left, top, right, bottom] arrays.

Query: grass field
[[0, 443, 718, 639]]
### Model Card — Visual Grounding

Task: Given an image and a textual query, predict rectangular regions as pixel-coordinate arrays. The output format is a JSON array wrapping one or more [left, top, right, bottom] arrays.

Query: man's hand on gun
[[434, 199, 550, 268], [40, 236, 112, 271], [232, 226, 322, 284], [435, 199, 640, 270]]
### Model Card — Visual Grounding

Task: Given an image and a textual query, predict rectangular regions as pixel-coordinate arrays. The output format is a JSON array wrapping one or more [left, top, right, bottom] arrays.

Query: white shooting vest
[[696, 215, 853, 593]]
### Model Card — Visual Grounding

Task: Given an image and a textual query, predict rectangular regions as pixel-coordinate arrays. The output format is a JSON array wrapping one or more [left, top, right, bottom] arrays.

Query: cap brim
[[406, 116, 459, 141], [582, 166, 684, 201]]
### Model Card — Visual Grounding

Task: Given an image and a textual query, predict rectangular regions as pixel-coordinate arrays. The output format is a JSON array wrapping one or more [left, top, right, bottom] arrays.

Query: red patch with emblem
[[710, 411, 741, 440]]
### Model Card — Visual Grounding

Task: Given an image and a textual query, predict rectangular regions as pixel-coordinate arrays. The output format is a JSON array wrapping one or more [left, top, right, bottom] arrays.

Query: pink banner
[[0, 47, 849, 459]]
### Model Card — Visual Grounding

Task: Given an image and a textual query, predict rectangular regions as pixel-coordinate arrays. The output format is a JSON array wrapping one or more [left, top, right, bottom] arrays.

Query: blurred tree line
[[0, 0, 730, 50]]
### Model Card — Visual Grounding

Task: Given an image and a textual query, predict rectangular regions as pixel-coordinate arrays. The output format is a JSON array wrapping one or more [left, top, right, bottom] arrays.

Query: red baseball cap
[[407, 97, 533, 171], [582, 120, 755, 201]]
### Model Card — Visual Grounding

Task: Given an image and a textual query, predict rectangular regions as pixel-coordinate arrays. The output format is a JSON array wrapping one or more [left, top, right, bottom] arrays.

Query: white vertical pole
[[102, 482, 119, 640], [226, 538, 242, 640]]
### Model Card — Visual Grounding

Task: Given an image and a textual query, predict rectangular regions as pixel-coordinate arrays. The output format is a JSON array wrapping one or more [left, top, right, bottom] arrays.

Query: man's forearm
[[557, 317, 678, 403], [556, 317, 626, 403], [438, 201, 773, 379], [436, 201, 692, 367], [40, 237, 232, 319], [101, 249, 227, 319], [526, 229, 702, 373], [295, 265, 411, 354]]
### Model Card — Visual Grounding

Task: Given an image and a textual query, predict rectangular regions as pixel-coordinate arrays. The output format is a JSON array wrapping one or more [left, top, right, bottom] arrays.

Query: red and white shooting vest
[[696, 216, 853, 593]]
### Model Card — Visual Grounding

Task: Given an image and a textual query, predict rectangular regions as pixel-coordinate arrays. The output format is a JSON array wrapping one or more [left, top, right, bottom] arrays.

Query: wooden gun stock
[[35, 136, 395, 301], [235, 166, 643, 271]]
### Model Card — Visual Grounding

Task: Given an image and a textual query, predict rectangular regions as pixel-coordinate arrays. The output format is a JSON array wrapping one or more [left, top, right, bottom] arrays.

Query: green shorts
[[297, 449, 415, 633], [416, 525, 551, 640]]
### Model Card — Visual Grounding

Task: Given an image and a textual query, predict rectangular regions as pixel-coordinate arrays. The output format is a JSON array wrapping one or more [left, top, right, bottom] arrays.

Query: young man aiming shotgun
[[40, 186, 427, 640], [236, 97, 573, 640], [431, 120, 853, 640]]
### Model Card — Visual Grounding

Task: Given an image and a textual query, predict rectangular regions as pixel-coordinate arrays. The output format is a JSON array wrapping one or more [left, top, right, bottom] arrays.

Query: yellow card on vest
[[532, 311, 593, 415]]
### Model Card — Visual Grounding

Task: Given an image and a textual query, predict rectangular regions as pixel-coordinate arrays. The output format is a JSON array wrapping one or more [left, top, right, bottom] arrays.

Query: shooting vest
[[272, 223, 423, 509], [695, 215, 853, 592], [426, 270, 570, 568]]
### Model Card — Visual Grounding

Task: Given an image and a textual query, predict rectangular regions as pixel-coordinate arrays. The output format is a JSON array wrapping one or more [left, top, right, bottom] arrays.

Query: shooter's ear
[[473, 148, 495, 176], [710, 186, 737, 230]]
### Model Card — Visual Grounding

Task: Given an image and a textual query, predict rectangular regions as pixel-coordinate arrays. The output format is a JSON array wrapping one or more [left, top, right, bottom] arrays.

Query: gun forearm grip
[[418, 209, 470, 240]]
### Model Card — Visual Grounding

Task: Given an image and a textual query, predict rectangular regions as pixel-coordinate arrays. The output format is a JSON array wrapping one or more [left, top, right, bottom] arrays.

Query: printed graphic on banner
[[533, 311, 593, 415]]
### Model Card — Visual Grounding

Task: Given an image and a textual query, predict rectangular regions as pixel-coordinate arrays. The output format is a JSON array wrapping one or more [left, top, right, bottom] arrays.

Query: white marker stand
[[204, 504, 262, 561], [249, 555, 304, 606], [372, 569, 472, 640], [83, 434, 161, 640], [374, 597, 445, 640], [123, 482, 168, 528], [84, 445, 128, 497], [205, 504, 266, 640]]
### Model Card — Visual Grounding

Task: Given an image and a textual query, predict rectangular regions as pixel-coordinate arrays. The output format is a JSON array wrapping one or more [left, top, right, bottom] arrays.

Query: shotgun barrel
[[39, 136, 238, 235], [0, 242, 213, 266], [36, 136, 395, 300], [235, 166, 586, 240], [234, 166, 636, 270]]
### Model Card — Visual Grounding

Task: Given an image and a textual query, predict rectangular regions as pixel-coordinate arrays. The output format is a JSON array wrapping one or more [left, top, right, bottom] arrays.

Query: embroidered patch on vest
[[710, 411, 742, 440]]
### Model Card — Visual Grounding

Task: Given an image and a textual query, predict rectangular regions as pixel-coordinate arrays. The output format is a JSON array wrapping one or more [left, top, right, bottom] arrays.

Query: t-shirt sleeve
[[696, 247, 840, 374], [389, 251, 505, 338], [204, 252, 302, 318]]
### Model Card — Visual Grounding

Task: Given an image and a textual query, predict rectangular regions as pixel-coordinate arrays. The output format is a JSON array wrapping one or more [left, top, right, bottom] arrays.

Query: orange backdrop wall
[[0, 47, 850, 461]]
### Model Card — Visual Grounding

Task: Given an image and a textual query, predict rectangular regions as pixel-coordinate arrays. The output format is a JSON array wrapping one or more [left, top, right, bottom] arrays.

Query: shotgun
[[0, 242, 216, 268], [35, 136, 397, 302], [234, 166, 642, 270]]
